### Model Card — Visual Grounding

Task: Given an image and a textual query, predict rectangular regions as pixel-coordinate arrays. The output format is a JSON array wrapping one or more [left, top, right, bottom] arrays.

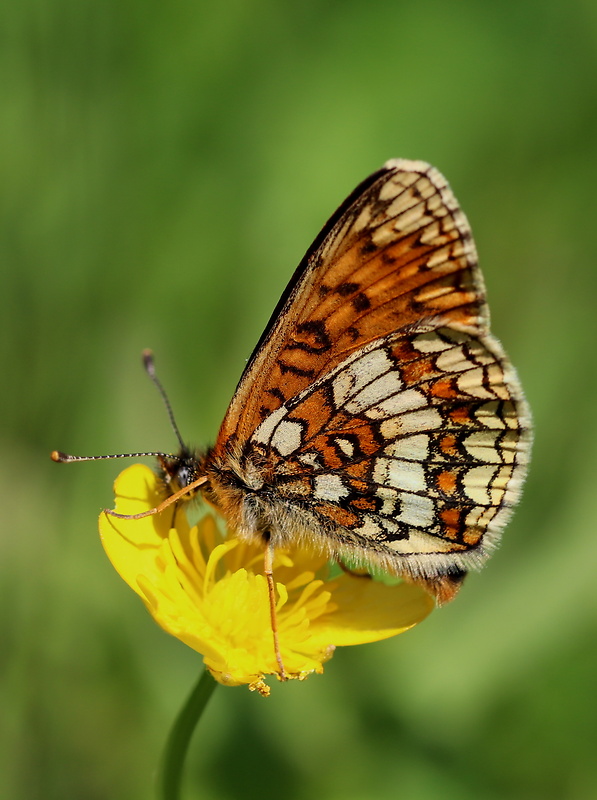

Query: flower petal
[[99, 464, 434, 690], [99, 465, 171, 598], [307, 576, 434, 647]]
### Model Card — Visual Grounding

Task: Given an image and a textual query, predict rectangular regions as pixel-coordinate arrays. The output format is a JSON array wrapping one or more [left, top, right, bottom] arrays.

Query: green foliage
[[3, 1, 597, 797]]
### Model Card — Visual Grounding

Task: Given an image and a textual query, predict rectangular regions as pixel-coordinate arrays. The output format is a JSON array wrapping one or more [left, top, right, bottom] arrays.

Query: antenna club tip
[[51, 450, 68, 462], [142, 349, 154, 366]]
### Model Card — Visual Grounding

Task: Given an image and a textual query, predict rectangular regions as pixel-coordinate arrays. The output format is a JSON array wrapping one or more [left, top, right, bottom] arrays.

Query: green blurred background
[[3, 0, 597, 798]]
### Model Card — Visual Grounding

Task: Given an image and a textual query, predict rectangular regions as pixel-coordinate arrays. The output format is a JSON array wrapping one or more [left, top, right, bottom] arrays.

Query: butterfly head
[[157, 447, 207, 499]]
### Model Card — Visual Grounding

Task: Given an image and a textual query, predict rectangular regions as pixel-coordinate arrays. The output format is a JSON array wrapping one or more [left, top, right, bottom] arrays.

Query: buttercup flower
[[99, 464, 434, 695]]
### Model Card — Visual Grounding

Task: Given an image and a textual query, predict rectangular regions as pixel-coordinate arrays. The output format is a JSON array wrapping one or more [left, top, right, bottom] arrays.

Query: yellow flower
[[99, 464, 434, 696]]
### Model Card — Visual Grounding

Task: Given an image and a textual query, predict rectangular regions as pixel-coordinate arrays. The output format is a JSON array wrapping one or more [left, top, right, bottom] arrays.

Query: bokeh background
[[3, 1, 597, 798]]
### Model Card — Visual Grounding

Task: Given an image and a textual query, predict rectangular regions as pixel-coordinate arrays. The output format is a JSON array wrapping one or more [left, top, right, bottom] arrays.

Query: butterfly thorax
[[200, 443, 276, 539]]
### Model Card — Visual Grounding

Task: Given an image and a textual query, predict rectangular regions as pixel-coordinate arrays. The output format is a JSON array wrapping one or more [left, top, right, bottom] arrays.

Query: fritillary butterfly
[[162, 159, 531, 603], [57, 159, 532, 607]]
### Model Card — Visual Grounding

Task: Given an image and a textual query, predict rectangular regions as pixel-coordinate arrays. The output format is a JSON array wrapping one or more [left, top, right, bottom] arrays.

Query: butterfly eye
[[177, 466, 191, 486], [158, 452, 203, 496], [176, 464, 195, 489]]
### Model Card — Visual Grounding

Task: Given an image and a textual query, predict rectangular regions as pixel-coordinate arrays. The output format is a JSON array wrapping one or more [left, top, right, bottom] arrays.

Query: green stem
[[156, 668, 218, 800]]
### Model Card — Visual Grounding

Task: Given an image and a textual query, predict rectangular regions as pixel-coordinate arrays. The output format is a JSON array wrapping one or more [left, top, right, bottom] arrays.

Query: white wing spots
[[463, 465, 513, 510], [271, 420, 304, 456], [489, 466, 512, 505], [221, 162, 530, 584], [465, 505, 496, 529], [373, 457, 427, 494], [313, 474, 350, 502], [384, 175, 437, 218], [412, 330, 454, 353], [425, 188, 446, 212], [252, 404, 288, 445], [456, 367, 496, 399], [345, 371, 403, 414], [474, 401, 505, 429], [355, 514, 407, 542], [431, 335, 495, 375], [425, 245, 457, 269], [370, 222, 394, 248], [387, 530, 456, 554], [373, 387, 427, 420], [456, 362, 507, 403], [298, 451, 323, 469], [419, 220, 455, 248], [463, 431, 502, 463], [435, 345, 470, 373], [434, 210, 457, 233], [392, 205, 434, 235], [354, 516, 383, 539], [469, 343, 495, 366], [381, 407, 443, 438], [474, 401, 512, 429], [486, 364, 510, 399], [501, 404, 522, 430], [462, 465, 495, 504], [378, 169, 412, 200], [395, 492, 435, 528], [365, 386, 430, 420], [414, 281, 456, 304], [494, 431, 519, 464], [332, 347, 393, 407], [419, 177, 440, 201], [354, 204, 372, 232], [334, 437, 355, 458], [375, 486, 399, 515], [418, 220, 441, 245], [384, 433, 430, 461], [386, 186, 421, 219], [378, 518, 402, 536]]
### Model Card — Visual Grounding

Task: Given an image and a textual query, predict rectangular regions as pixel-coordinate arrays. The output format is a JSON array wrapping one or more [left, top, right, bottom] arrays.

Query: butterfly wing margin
[[216, 160, 489, 450]]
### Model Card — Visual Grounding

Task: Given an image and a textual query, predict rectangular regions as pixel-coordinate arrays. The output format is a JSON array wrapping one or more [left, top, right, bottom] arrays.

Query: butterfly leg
[[263, 538, 288, 681], [103, 475, 208, 520]]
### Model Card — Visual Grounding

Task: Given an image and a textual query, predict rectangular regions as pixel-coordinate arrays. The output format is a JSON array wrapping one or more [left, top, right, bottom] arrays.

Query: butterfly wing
[[207, 160, 531, 597], [246, 325, 530, 581], [217, 159, 488, 446]]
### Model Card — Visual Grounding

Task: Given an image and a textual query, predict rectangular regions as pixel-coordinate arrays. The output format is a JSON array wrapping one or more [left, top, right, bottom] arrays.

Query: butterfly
[[55, 159, 531, 620]]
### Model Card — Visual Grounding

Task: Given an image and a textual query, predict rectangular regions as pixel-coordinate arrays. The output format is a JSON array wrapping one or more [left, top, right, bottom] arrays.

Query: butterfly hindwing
[[244, 323, 529, 578]]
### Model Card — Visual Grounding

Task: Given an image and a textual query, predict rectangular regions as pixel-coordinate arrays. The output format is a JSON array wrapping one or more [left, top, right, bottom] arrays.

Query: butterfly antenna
[[51, 449, 177, 464], [142, 349, 186, 451], [51, 350, 185, 466]]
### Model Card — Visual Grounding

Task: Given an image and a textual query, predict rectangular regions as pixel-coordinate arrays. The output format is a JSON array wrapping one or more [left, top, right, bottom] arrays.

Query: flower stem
[[156, 669, 217, 800]]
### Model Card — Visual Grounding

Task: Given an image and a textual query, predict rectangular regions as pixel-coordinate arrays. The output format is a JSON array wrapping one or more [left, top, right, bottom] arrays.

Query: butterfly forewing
[[217, 160, 489, 446], [206, 159, 531, 596]]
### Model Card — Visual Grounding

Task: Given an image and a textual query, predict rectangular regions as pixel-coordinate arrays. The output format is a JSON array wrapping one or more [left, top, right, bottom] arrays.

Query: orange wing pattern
[[216, 160, 488, 449], [244, 325, 529, 581], [204, 160, 531, 600]]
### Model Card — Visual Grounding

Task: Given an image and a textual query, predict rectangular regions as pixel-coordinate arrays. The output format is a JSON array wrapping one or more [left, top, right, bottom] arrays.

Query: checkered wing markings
[[249, 326, 528, 556], [215, 159, 488, 450]]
